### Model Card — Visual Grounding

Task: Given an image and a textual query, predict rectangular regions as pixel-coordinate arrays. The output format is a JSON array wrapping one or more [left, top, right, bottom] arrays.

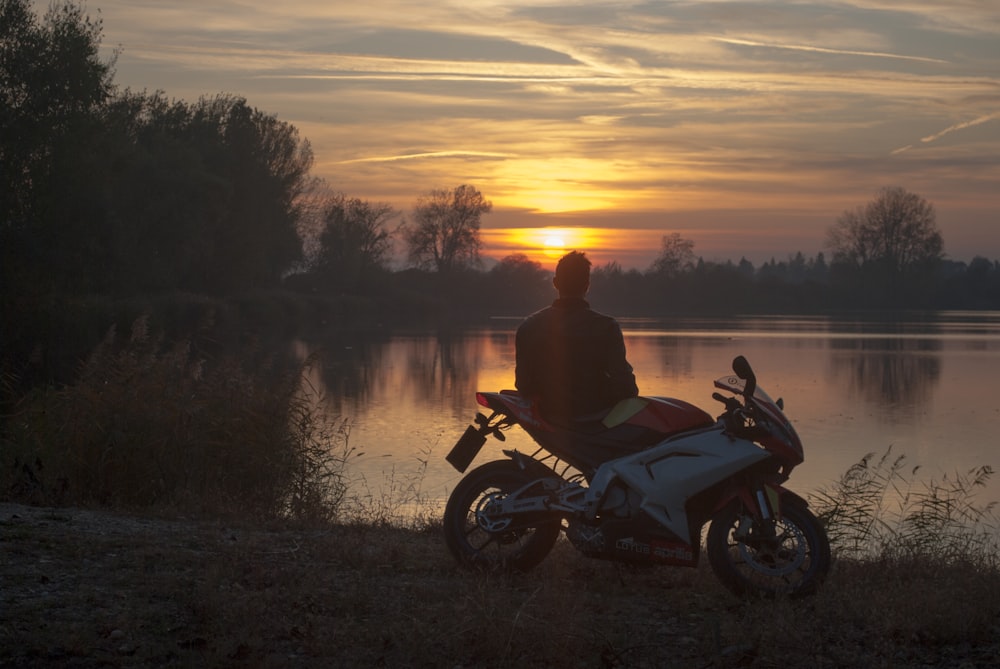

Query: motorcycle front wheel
[[707, 498, 830, 598], [443, 459, 561, 572]]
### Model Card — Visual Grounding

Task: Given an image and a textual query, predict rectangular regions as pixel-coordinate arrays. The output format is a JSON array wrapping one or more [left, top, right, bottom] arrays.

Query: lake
[[295, 311, 1000, 513]]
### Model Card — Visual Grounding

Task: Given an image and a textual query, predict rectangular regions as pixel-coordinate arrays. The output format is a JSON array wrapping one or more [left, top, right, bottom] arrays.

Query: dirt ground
[[3, 502, 999, 668]]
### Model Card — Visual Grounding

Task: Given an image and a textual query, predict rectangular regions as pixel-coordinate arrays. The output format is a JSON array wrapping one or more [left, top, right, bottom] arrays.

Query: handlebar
[[712, 392, 741, 412]]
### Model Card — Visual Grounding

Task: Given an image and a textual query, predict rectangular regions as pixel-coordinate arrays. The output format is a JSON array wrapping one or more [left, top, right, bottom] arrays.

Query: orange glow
[[482, 227, 666, 268], [484, 227, 597, 265]]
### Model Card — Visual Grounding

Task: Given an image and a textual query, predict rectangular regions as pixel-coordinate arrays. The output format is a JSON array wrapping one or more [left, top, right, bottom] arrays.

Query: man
[[515, 250, 639, 425]]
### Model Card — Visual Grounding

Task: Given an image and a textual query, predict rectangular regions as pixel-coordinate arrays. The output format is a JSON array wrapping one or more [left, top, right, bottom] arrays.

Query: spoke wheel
[[443, 460, 561, 572], [707, 499, 830, 598]]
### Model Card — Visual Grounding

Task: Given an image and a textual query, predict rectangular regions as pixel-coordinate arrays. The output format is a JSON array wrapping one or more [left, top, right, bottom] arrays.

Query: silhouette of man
[[515, 250, 638, 425]]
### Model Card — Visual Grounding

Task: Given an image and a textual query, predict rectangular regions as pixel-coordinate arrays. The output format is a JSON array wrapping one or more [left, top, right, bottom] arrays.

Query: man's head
[[553, 251, 591, 297]]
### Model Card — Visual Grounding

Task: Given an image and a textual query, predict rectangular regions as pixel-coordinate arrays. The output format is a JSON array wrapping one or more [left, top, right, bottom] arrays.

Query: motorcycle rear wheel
[[443, 459, 561, 572], [707, 498, 830, 598]]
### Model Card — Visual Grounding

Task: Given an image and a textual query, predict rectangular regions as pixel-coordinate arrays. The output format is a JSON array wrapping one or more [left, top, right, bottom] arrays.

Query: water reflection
[[299, 318, 949, 424], [290, 313, 1000, 506], [299, 330, 500, 417], [295, 335, 390, 413], [400, 332, 484, 414], [649, 336, 697, 380], [829, 337, 942, 423]]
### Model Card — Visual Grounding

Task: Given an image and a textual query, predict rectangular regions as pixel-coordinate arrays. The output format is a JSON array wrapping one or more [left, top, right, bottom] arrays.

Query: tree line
[[3, 0, 999, 373]]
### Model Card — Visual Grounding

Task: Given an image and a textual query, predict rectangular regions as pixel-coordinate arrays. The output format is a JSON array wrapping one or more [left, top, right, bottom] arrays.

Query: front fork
[[725, 481, 787, 542]]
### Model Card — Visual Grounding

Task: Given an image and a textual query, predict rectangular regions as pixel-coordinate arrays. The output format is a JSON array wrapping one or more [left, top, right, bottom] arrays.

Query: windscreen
[[713, 375, 779, 408]]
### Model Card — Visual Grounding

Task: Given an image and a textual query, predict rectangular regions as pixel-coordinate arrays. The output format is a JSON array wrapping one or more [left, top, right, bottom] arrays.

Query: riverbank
[[3, 502, 999, 668]]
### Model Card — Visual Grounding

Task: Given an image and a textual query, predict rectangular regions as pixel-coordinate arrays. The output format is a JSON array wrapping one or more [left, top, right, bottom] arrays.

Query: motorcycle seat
[[557, 396, 715, 448]]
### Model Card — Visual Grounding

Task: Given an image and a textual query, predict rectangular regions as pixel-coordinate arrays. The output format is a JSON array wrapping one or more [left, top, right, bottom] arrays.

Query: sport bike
[[443, 356, 830, 598]]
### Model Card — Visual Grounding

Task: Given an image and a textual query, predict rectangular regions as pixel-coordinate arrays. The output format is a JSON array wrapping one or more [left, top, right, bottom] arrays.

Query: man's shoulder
[[517, 300, 622, 332], [519, 306, 548, 323], [516, 306, 552, 337], [580, 306, 622, 328]]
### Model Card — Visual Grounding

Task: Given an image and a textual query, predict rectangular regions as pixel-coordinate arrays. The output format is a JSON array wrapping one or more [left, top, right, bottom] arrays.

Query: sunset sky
[[64, 0, 999, 268]]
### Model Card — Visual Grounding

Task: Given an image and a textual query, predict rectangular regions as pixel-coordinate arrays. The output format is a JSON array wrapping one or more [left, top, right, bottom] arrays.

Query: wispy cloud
[[337, 150, 513, 164], [711, 37, 949, 64], [83, 0, 1000, 264]]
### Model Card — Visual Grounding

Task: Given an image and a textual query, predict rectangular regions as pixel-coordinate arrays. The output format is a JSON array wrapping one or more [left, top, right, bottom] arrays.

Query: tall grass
[[2, 316, 351, 522], [341, 445, 439, 529], [810, 448, 1000, 567]]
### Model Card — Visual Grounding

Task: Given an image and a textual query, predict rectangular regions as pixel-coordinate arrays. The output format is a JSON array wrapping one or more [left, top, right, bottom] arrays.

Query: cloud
[[67, 0, 1000, 264], [336, 150, 513, 164], [710, 37, 949, 64]]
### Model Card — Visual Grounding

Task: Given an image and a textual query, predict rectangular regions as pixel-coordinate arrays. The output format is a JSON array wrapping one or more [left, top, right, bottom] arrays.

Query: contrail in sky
[[892, 112, 999, 154], [713, 37, 949, 64], [920, 112, 1000, 143]]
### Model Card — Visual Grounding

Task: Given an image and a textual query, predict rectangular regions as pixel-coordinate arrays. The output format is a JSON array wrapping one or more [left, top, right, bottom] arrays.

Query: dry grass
[[811, 449, 1000, 565], [3, 502, 999, 668], [2, 316, 350, 522]]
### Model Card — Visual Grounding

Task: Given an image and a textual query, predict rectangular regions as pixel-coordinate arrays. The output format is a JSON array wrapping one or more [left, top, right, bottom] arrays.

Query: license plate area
[[445, 426, 487, 473]]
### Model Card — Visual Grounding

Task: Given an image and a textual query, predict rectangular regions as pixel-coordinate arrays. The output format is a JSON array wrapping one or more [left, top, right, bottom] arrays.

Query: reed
[[810, 447, 999, 566]]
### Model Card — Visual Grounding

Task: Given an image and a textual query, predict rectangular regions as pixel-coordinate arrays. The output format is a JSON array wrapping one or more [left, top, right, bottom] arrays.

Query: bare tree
[[315, 193, 397, 287], [649, 232, 696, 277], [404, 184, 491, 273], [828, 187, 943, 276]]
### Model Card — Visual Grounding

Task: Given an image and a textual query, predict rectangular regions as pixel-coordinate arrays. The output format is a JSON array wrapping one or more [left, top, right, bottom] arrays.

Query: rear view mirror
[[732, 356, 753, 380], [731, 356, 757, 400]]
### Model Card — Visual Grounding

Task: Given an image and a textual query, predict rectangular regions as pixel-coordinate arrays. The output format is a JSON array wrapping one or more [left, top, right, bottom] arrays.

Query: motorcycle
[[443, 356, 830, 598]]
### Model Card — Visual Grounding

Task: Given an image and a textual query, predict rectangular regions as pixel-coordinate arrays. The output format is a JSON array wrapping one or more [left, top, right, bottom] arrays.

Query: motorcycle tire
[[443, 459, 561, 572], [707, 497, 831, 598]]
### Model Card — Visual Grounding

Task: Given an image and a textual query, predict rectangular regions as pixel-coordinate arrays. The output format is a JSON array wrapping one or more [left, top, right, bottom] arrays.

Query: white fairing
[[588, 425, 771, 540]]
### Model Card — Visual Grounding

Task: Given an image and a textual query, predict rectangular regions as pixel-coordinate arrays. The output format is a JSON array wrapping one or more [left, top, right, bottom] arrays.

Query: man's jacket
[[515, 297, 638, 424]]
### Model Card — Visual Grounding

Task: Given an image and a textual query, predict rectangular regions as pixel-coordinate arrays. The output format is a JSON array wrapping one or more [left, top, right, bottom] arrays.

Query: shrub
[[2, 316, 349, 522]]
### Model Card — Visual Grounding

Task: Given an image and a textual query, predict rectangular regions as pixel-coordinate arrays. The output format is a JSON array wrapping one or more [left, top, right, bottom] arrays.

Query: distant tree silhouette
[[313, 193, 398, 290], [589, 262, 648, 314], [827, 187, 943, 306], [487, 254, 550, 313], [649, 232, 696, 277], [404, 185, 491, 273]]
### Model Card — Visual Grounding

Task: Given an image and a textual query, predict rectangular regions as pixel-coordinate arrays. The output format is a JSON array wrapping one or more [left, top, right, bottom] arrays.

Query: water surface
[[297, 311, 1000, 510]]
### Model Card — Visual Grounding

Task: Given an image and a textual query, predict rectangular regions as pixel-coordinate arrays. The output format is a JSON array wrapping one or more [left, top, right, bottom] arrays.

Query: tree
[[194, 94, 314, 291], [404, 184, 491, 273], [1, 0, 117, 294], [314, 193, 397, 289], [486, 254, 550, 312], [648, 232, 696, 277], [827, 187, 943, 284], [590, 261, 647, 314], [97, 93, 313, 294], [1, 0, 115, 220]]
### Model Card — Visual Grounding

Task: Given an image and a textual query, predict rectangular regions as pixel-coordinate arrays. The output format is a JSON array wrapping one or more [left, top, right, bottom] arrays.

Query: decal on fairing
[[615, 537, 696, 564]]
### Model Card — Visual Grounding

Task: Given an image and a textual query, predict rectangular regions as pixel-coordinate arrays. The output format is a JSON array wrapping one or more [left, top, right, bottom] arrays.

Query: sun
[[543, 234, 566, 257], [482, 227, 601, 265]]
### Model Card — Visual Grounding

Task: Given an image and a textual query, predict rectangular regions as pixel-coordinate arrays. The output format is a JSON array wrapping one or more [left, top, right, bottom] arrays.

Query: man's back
[[515, 296, 638, 424]]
